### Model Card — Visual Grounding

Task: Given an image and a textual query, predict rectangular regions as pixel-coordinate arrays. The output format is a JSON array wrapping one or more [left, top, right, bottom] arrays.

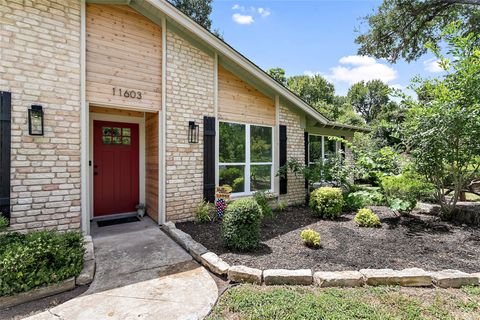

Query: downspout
[[159, 16, 167, 225]]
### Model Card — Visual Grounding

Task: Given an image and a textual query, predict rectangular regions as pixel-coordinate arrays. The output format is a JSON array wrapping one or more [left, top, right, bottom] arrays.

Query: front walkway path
[[25, 218, 218, 320]]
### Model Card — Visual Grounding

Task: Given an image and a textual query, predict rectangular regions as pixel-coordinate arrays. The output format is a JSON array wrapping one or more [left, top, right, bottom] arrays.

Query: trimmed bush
[[221, 198, 262, 251], [300, 229, 321, 248], [309, 187, 344, 218], [354, 208, 381, 227], [195, 199, 214, 223], [0, 231, 84, 296]]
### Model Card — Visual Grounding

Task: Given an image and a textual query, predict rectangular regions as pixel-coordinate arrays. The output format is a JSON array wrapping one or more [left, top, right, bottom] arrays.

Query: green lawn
[[208, 284, 480, 320]]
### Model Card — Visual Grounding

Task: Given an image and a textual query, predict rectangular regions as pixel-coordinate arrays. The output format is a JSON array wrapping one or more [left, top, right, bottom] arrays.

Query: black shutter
[[304, 132, 309, 189], [203, 116, 216, 202], [0, 91, 11, 222], [279, 125, 287, 194]]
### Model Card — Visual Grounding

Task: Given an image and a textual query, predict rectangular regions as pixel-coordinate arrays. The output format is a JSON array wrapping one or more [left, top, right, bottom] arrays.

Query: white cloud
[[424, 58, 443, 73], [322, 55, 398, 85], [232, 13, 254, 25], [257, 8, 271, 17], [232, 4, 244, 11]]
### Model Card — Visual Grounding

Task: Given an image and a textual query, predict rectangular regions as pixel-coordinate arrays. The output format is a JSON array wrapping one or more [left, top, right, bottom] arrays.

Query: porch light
[[28, 105, 44, 136], [188, 121, 199, 143]]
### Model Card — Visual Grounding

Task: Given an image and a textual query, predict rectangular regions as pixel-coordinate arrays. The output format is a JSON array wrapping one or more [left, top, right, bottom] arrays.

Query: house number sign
[[112, 87, 142, 99]]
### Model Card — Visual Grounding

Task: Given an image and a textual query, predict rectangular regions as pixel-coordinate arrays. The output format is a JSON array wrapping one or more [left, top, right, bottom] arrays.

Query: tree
[[356, 0, 480, 63], [267, 68, 287, 86], [403, 23, 480, 218], [347, 80, 390, 123], [169, 0, 213, 30], [287, 75, 335, 108]]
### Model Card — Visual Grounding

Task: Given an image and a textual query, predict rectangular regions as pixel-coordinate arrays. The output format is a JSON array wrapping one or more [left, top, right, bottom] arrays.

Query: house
[[0, 0, 368, 235]]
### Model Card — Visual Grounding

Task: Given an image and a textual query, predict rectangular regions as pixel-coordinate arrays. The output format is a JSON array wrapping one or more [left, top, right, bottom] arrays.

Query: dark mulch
[[177, 206, 480, 272]]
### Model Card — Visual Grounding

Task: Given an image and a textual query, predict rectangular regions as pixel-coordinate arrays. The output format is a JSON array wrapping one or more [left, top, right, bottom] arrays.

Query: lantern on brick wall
[[28, 105, 44, 136], [188, 121, 199, 143]]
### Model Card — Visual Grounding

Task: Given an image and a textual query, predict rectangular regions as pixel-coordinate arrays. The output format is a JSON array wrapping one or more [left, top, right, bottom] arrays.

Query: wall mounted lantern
[[28, 105, 44, 136], [188, 121, 199, 143]]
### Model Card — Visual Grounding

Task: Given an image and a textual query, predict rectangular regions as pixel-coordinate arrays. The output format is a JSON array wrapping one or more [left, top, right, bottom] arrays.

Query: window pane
[[122, 137, 131, 145], [112, 127, 121, 137], [309, 135, 322, 163], [250, 165, 271, 191], [122, 128, 131, 137], [251, 126, 272, 162], [102, 136, 112, 144], [102, 127, 111, 136], [219, 122, 245, 163], [219, 165, 245, 193], [112, 136, 122, 144], [324, 137, 336, 158]]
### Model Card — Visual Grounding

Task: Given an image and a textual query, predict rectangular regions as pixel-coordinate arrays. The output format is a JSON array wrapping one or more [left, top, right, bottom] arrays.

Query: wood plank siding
[[86, 4, 162, 111], [218, 66, 275, 126], [145, 112, 159, 222]]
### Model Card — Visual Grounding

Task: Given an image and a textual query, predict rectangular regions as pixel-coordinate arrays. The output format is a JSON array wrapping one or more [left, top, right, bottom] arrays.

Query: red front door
[[93, 120, 139, 216]]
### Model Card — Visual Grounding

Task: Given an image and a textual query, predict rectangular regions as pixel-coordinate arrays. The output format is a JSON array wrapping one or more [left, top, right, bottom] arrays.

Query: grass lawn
[[208, 284, 480, 320]]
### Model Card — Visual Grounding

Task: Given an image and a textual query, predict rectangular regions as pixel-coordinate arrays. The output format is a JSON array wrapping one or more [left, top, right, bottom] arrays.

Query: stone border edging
[[0, 235, 96, 310], [162, 222, 480, 289]]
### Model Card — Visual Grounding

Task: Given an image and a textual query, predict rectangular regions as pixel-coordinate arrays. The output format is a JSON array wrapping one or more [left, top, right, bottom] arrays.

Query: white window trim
[[218, 121, 274, 197], [308, 133, 339, 165]]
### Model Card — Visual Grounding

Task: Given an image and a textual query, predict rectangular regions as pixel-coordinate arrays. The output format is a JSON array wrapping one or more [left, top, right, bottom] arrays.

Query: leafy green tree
[[403, 23, 480, 218], [347, 80, 391, 123], [267, 67, 287, 85], [356, 0, 480, 63], [287, 75, 335, 107], [169, 0, 213, 30]]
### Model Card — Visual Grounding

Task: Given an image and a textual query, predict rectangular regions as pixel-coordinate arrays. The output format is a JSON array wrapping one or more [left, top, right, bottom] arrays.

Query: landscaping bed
[[177, 206, 480, 272]]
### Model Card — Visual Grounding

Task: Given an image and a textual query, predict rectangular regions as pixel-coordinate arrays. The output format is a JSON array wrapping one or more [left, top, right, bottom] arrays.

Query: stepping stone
[[228, 265, 262, 284], [314, 271, 364, 287], [263, 269, 312, 285], [432, 269, 479, 288]]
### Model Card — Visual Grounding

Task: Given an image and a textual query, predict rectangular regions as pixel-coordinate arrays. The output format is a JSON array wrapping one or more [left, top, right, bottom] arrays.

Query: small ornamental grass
[[194, 199, 215, 223], [221, 198, 262, 251], [300, 229, 321, 248], [0, 231, 85, 296], [354, 208, 381, 228], [309, 187, 344, 219]]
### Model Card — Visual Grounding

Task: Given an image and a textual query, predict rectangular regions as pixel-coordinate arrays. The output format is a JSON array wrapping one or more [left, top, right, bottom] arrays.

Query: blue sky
[[210, 0, 444, 96]]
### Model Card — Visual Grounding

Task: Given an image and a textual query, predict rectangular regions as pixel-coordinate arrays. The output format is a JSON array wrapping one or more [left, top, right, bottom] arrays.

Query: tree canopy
[[347, 80, 391, 123], [169, 0, 213, 30], [356, 0, 480, 63]]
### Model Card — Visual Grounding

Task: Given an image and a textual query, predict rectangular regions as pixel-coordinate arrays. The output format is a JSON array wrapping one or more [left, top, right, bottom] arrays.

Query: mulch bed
[[176, 206, 480, 272]]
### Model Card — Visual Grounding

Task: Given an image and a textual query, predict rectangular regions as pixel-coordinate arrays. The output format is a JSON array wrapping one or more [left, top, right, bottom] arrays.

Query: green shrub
[[276, 201, 287, 212], [195, 200, 214, 223], [309, 187, 344, 218], [343, 190, 385, 211], [300, 229, 321, 248], [0, 231, 84, 296], [354, 208, 381, 227], [253, 191, 274, 219], [0, 216, 8, 231], [380, 173, 434, 214], [221, 198, 262, 251]]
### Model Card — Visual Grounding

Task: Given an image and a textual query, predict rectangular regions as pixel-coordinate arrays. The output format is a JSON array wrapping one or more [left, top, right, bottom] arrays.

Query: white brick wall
[[0, 0, 81, 232], [279, 105, 307, 204], [165, 29, 215, 222]]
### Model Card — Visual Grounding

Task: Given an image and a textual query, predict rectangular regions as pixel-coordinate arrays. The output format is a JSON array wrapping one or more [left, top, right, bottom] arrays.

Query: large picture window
[[308, 134, 339, 164], [219, 121, 273, 195]]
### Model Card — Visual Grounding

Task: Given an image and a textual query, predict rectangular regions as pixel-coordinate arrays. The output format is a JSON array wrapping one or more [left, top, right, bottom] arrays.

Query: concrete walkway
[[25, 218, 218, 320]]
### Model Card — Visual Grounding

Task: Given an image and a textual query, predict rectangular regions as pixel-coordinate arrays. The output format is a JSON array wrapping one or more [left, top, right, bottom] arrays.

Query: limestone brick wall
[[0, 0, 82, 232], [279, 105, 307, 204], [165, 29, 214, 221]]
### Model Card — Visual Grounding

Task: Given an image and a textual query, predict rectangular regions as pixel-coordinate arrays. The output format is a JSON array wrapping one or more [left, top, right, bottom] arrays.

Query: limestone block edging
[[162, 222, 480, 289], [76, 235, 96, 286]]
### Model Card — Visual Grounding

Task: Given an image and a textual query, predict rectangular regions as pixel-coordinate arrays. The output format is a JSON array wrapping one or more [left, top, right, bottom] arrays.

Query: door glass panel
[[122, 128, 131, 137], [102, 136, 112, 144], [112, 127, 121, 137], [122, 137, 131, 145]]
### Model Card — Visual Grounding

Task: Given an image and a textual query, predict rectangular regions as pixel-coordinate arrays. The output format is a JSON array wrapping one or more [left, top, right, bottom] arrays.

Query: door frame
[[89, 111, 146, 220]]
